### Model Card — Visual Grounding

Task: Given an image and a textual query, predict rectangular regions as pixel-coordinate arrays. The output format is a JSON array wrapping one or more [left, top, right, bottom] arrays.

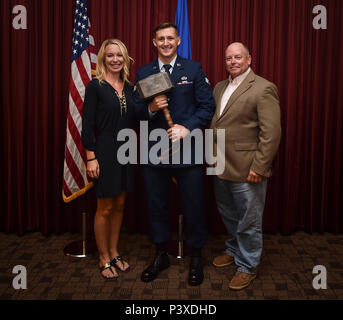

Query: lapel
[[215, 80, 230, 119], [151, 60, 160, 75], [170, 55, 184, 84], [218, 70, 255, 120]]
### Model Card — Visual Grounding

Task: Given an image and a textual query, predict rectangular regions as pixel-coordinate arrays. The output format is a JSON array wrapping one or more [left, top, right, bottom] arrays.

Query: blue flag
[[175, 0, 192, 59]]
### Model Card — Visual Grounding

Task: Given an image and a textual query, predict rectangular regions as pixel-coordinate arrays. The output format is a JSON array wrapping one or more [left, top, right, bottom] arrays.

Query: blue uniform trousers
[[142, 165, 208, 249]]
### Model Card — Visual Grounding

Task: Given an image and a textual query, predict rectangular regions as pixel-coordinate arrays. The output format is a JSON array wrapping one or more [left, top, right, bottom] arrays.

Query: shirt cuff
[[148, 104, 157, 118]]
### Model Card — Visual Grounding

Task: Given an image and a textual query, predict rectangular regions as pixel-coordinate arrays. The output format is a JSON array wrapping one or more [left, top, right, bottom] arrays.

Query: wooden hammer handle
[[162, 107, 174, 128]]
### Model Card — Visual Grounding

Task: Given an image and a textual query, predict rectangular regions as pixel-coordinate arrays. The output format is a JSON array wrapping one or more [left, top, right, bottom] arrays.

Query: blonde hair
[[96, 39, 134, 84]]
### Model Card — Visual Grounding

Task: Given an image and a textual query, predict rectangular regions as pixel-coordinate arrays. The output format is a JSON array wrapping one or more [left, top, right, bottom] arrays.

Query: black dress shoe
[[188, 256, 204, 286], [141, 252, 170, 282]]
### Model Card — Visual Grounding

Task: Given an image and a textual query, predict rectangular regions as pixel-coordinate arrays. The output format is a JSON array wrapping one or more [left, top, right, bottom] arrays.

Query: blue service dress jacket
[[133, 55, 216, 167]]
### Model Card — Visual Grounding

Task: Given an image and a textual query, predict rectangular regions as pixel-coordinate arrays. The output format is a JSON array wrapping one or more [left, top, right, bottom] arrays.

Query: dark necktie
[[163, 64, 172, 74]]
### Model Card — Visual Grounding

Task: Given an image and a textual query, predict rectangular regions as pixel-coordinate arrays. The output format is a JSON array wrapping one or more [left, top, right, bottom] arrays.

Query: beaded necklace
[[114, 89, 127, 116]]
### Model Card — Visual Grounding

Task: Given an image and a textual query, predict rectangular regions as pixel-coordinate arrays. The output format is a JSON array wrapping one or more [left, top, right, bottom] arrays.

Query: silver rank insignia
[[176, 63, 181, 67], [205, 77, 210, 85], [133, 85, 136, 91]]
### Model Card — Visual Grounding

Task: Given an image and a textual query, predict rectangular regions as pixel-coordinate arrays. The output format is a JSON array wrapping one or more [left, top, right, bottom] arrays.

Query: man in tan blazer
[[210, 42, 281, 290]]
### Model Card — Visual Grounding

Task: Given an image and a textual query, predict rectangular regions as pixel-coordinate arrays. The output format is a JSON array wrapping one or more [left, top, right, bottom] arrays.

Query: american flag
[[62, 0, 97, 203]]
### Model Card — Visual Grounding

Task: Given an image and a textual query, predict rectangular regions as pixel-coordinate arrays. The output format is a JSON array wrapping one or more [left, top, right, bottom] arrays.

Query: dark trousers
[[142, 165, 208, 249]]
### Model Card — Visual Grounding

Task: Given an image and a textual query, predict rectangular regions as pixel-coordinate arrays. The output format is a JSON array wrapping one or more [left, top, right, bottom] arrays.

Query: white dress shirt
[[158, 56, 177, 74], [219, 67, 251, 116]]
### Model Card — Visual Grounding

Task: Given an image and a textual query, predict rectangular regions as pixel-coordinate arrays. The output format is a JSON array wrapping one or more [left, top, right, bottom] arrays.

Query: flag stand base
[[63, 238, 97, 258], [63, 212, 98, 258]]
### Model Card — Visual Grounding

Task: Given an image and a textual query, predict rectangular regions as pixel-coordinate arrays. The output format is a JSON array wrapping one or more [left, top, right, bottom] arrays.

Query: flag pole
[[63, 0, 97, 258], [168, 0, 193, 259]]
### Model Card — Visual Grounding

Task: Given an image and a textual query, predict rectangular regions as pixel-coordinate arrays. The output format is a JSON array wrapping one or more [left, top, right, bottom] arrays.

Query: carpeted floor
[[0, 231, 342, 300]]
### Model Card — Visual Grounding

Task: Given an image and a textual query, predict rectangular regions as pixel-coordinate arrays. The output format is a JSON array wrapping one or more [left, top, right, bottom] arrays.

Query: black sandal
[[111, 256, 131, 273], [99, 262, 118, 280]]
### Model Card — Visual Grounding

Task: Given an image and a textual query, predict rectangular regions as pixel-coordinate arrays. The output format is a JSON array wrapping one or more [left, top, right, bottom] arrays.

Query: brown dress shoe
[[229, 271, 256, 290], [213, 253, 234, 267]]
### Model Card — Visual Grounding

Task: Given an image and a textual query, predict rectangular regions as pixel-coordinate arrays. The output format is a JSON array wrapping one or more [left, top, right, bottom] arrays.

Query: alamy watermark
[[12, 265, 27, 290], [313, 5, 327, 30], [11, 5, 327, 31], [10, 263, 328, 291], [12, 5, 27, 30], [312, 265, 327, 290], [116, 121, 225, 175]]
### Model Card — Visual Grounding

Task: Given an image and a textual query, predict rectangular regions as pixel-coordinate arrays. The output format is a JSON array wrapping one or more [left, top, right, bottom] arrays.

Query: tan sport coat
[[210, 70, 281, 181]]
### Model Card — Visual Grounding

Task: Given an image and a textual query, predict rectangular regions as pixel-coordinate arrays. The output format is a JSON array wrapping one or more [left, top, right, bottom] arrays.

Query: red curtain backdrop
[[1, 0, 342, 235]]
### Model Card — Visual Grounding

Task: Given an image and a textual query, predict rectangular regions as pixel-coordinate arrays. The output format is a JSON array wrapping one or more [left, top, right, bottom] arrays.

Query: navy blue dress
[[81, 79, 135, 198]]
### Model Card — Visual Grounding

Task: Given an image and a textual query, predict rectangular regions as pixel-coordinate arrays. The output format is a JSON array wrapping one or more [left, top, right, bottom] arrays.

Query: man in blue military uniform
[[133, 22, 216, 286]]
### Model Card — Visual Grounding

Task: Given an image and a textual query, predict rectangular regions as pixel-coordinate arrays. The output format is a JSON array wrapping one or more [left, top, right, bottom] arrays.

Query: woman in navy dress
[[82, 39, 135, 280]]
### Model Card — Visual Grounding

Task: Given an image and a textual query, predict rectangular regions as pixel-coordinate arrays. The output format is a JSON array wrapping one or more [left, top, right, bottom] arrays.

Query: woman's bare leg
[[108, 192, 129, 270], [94, 197, 118, 278]]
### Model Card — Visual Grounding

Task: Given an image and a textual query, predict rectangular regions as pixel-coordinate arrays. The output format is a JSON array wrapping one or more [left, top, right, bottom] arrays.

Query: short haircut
[[153, 22, 179, 38], [241, 43, 250, 56], [227, 42, 250, 56]]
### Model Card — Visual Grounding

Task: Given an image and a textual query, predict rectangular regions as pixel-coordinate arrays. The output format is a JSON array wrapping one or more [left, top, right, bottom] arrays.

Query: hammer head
[[136, 72, 174, 100]]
